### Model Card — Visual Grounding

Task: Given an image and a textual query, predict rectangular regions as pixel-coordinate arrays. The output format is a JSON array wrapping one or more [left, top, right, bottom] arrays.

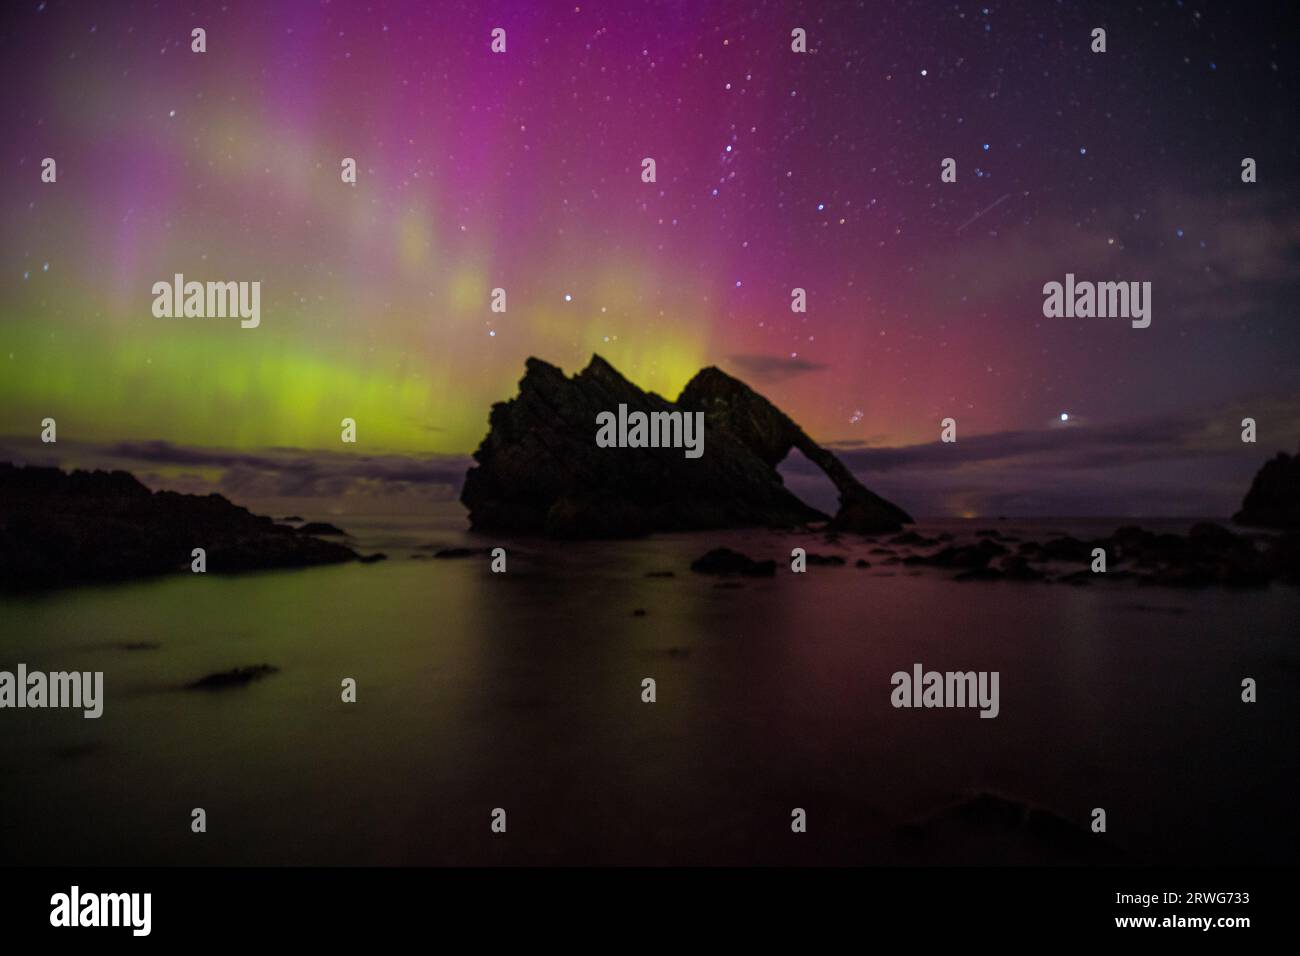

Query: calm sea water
[[1, 510, 1296, 865]]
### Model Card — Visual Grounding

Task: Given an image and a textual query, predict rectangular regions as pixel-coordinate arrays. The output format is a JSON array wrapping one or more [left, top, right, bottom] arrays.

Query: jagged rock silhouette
[[461, 354, 912, 537], [0, 463, 358, 591], [1233, 447, 1300, 529]]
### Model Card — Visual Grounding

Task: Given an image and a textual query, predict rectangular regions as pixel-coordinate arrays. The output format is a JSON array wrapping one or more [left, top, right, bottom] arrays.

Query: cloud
[[725, 353, 829, 383], [790, 390, 1300, 518], [122, 441, 471, 500], [5, 388, 1298, 520], [0, 437, 473, 508], [929, 186, 1300, 323]]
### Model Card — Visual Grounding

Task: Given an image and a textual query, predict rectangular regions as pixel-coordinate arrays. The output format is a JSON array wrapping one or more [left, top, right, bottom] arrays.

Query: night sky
[[2, 1, 1297, 516]]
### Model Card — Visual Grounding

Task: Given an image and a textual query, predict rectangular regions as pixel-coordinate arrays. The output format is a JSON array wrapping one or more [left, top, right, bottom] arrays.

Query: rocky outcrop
[[1233, 448, 1300, 529], [678, 366, 913, 533], [460, 355, 911, 537], [898, 792, 1122, 865], [0, 463, 359, 591], [689, 547, 777, 577]]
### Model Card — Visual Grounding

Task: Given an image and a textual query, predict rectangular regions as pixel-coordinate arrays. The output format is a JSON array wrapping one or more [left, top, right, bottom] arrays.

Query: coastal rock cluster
[[688, 521, 1299, 588], [0, 463, 358, 592], [4, 412, 1296, 593]]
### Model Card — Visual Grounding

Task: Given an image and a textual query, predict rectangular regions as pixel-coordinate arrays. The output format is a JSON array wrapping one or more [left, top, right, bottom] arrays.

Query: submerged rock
[[433, 547, 485, 559], [690, 547, 777, 577], [805, 552, 846, 566], [187, 665, 279, 690], [1031, 536, 1092, 562], [952, 520, 1282, 587], [461, 355, 910, 538], [997, 555, 1047, 581], [890, 531, 938, 547], [1108, 522, 1270, 587], [905, 539, 1009, 570], [953, 554, 1047, 582]]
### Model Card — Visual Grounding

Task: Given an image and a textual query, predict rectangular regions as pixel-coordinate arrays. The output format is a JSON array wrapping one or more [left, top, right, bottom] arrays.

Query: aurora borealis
[[2, 0, 1298, 516]]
